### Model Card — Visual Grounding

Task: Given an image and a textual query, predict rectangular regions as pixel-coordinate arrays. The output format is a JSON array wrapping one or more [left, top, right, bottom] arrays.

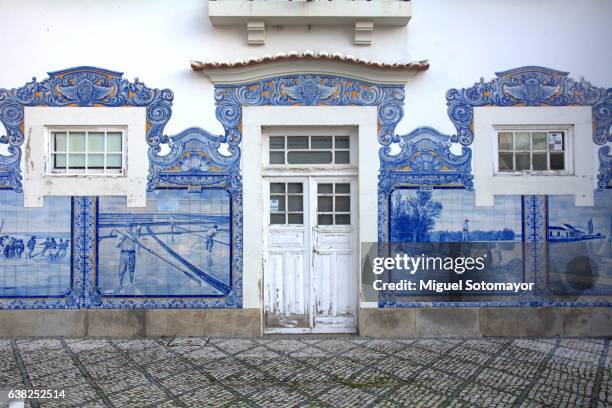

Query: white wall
[[0, 0, 610, 139]]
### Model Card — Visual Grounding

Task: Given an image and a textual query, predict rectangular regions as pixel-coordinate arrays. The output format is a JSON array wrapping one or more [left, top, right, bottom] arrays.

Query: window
[[495, 127, 571, 174], [269, 135, 350, 165], [49, 129, 124, 175], [270, 182, 304, 225], [317, 183, 350, 225]]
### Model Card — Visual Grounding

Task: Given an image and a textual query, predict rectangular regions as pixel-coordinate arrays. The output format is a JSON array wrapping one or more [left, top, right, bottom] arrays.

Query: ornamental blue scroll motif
[[446, 66, 612, 190], [377, 127, 473, 245], [0, 67, 244, 309], [214, 75, 405, 146], [0, 66, 175, 192]]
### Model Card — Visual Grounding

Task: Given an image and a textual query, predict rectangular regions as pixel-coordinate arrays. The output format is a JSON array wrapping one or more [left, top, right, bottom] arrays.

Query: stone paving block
[[144, 309, 206, 337], [1, 337, 610, 407], [562, 307, 612, 337], [86, 309, 146, 337], [359, 308, 416, 337], [205, 308, 261, 337], [0, 310, 86, 337], [416, 308, 480, 337], [480, 307, 562, 336]]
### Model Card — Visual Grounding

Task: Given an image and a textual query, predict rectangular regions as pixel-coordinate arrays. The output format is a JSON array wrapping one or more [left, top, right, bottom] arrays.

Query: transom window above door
[[267, 133, 353, 166]]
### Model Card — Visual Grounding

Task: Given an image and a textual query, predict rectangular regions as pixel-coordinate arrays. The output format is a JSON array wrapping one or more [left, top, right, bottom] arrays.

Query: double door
[[263, 176, 358, 333]]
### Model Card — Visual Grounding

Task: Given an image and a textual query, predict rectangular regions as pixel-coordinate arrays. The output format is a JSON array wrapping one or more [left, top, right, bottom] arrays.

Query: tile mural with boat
[[388, 188, 524, 294], [548, 190, 612, 295], [97, 189, 231, 297], [0, 191, 72, 297]]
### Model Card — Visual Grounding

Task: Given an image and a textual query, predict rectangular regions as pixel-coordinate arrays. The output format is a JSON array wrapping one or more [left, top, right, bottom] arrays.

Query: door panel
[[264, 180, 310, 330], [311, 179, 356, 331]]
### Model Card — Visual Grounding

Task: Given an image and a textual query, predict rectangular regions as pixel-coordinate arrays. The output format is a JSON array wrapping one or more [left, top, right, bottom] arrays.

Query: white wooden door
[[264, 177, 357, 334], [311, 178, 357, 332], [264, 179, 310, 331]]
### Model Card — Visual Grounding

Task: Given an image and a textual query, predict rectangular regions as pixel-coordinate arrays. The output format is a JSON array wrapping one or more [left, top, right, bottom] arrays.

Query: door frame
[[240, 106, 380, 335], [263, 175, 359, 334]]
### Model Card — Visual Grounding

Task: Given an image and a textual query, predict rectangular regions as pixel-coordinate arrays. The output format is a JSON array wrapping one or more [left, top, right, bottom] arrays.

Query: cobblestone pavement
[[0, 337, 610, 407]]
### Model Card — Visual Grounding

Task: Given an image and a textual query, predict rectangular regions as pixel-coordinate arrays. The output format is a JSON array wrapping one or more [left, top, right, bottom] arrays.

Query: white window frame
[[46, 126, 127, 177], [492, 125, 574, 176], [472, 106, 595, 207], [263, 126, 358, 171], [23, 107, 148, 208]]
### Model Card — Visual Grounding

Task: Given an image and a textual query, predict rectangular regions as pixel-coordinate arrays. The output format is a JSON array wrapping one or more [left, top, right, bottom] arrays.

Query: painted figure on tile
[[205, 224, 218, 252], [462, 219, 469, 242], [26, 236, 36, 259], [97, 189, 232, 297], [114, 224, 141, 290]]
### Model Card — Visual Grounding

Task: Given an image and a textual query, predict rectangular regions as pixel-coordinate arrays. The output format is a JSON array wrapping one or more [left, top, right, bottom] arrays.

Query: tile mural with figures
[[97, 188, 231, 297], [547, 190, 612, 295], [0, 191, 72, 297], [388, 188, 524, 293]]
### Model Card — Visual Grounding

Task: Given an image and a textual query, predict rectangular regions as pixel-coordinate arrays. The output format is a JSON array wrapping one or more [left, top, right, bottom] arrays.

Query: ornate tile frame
[[0, 67, 243, 309], [378, 66, 611, 308]]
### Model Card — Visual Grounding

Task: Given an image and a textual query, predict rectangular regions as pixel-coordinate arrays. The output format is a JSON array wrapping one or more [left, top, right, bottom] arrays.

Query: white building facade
[[0, 0, 610, 337]]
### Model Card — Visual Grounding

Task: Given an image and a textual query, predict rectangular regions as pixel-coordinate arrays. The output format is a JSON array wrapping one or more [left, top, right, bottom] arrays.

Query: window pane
[[498, 132, 513, 150], [318, 196, 333, 212], [532, 153, 547, 171], [335, 214, 350, 225], [287, 195, 303, 211], [498, 153, 513, 171], [288, 214, 303, 224], [515, 132, 530, 150], [106, 154, 122, 169], [532, 132, 547, 150], [335, 183, 350, 194], [335, 136, 349, 148], [270, 183, 285, 194], [318, 184, 333, 194], [270, 214, 285, 225], [335, 151, 350, 164], [69, 153, 86, 167], [287, 136, 308, 149], [270, 195, 285, 212], [550, 152, 565, 170], [270, 151, 285, 164], [515, 153, 530, 170], [269, 136, 284, 149], [88, 132, 105, 152], [53, 132, 67, 152], [318, 214, 333, 225], [107, 132, 122, 152], [548, 132, 564, 151], [88, 153, 104, 168], [287, 151, 332, 164], [287, 183, 303, 193], [335, 196, 350, 212], [68, 132, 86, 152], [311, 136, 332, 149], [54, 153, 66, 168]]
